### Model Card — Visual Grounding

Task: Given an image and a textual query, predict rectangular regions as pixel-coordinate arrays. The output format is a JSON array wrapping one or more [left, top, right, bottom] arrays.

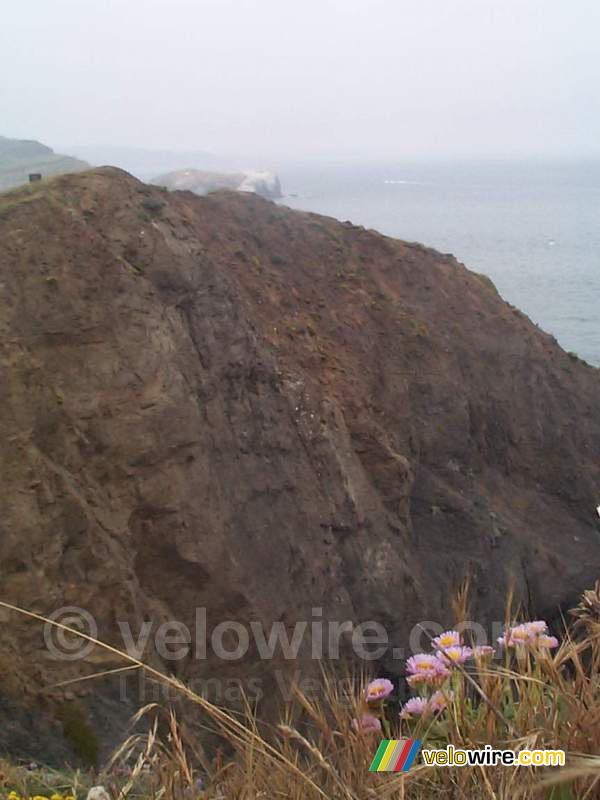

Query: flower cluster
[[404, 629, 483, 688], [498, 620, 559, 650], [400, 629, 495, 723], [4, 794, 75, 800], [400, 690, 453, 720], [354, 621, 559, 734]]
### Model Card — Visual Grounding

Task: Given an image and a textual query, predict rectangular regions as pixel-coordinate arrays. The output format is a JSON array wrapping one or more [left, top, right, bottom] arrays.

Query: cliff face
[[1, 168, 600, 761]]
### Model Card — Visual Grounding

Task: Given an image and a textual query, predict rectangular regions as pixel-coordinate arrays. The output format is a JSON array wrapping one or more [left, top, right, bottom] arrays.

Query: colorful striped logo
[[369, 739, 422, 772]]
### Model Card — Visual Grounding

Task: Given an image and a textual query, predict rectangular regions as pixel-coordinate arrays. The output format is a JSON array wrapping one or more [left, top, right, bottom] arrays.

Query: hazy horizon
[[2, 0, 599, 162]]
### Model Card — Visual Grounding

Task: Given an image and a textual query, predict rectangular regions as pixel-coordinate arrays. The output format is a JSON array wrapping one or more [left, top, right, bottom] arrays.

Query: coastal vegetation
[[2, 582, 600, 799]]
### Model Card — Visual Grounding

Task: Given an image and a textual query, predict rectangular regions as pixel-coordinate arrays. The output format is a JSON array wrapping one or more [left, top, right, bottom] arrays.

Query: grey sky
[[1, 0, 599, 159]]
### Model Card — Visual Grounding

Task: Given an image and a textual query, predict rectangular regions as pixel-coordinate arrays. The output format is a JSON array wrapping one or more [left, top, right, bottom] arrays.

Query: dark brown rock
[[0, 168, 599, 761]]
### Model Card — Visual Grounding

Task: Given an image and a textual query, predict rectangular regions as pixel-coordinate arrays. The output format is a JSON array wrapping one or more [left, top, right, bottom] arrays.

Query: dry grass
[[3, 582, 600, 799]]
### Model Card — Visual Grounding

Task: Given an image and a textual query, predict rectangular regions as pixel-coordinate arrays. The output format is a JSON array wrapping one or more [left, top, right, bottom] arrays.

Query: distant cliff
[[0, 136, 89, 191], [153, 167, 282, 199]]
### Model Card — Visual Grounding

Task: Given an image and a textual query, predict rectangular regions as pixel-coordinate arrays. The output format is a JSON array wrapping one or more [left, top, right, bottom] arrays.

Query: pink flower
[[500, 620, 557, 651], [432, 630, 462, 649], [406, 653, 445, 675], [526, 620, 549, 635], [365, 678, 394, 702], [430, 690, 453, 713], [406, 654, 449, 687], [400, 697, 430, 720], [352, 714, 382, 734], [472, 645, 495, 659], [505, 624, 536, 647], [536, 634, 559, 649], [435, 645, 472, 665]]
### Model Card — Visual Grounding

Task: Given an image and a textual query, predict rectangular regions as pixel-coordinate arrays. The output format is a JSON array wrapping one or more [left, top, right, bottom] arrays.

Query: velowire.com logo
[[369, 739, 422, 772]]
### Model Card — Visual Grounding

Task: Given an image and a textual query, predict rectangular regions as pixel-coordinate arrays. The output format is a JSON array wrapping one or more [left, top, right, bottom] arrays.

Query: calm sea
[[278, 159, 600, 367]]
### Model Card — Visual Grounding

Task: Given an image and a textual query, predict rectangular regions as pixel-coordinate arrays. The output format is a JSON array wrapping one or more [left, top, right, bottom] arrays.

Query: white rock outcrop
[[153, 168, 282, 200]]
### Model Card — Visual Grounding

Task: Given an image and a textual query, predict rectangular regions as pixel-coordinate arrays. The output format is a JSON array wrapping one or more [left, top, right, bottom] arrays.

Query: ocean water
[[278, 159, 600, 367]]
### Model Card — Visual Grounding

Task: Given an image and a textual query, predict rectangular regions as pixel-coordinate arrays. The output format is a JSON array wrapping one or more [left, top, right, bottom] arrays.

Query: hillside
[[63, 144, 223, 181], [0, 136, 89, 191], [0, 167, 599, 763]]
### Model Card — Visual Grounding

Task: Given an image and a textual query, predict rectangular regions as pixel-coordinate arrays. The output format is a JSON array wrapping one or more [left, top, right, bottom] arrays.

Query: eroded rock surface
[[1, 168, 599, 761]]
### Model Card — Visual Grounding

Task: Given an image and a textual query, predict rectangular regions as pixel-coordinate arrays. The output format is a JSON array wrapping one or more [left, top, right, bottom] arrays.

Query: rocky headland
[[0, 167, 599, 763]]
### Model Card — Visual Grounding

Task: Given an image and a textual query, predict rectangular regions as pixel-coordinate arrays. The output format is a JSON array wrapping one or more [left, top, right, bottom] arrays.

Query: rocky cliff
[[1, 168, 599, 763]]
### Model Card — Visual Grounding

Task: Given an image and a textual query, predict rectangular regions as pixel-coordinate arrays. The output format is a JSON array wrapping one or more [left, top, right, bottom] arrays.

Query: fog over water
[[2, 0, 599, 161], [2, 1, 599, 363], [280, 158, 600, 366]]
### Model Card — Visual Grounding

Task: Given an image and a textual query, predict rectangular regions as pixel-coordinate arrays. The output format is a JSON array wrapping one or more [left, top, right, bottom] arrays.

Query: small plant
[[57, 702, 99, 769], [139, 197, 164, 217]]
